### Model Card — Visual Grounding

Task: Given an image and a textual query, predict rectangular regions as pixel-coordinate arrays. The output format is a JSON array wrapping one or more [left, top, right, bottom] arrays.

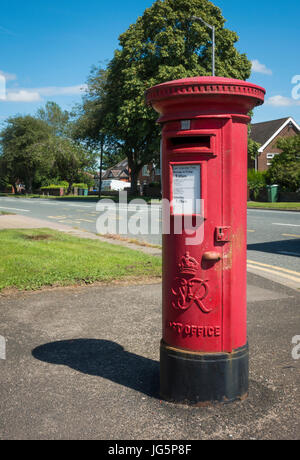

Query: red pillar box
[[146, 77, 265, 404]]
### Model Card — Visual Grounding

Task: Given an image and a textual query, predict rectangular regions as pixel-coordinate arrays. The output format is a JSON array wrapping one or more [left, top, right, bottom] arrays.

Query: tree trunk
[[26, 177, 33, 194], [130, 165, 142, 196]]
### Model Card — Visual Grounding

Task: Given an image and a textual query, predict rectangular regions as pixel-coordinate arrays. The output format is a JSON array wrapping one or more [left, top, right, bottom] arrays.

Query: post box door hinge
[[215, 226, 231, 242]]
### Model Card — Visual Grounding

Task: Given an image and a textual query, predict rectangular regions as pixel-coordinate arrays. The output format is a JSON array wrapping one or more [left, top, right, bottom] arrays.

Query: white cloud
[[0, 68, 87, 102], [4, 84, 87, 103], [251, 59, 272, 75], [266, 95, 300, 107], [0, 70, 17, 81], [37, 84, 88, 96], [6, 90, 41, 102]]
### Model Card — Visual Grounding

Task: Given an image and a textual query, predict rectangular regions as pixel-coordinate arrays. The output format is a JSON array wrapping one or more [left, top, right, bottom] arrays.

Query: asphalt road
[[0, 196, 299, 288]]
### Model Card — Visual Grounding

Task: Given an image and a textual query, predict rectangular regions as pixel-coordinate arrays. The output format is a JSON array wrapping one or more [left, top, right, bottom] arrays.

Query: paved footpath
[[0, 214, 299, 439], [0, 277, 299, 439]]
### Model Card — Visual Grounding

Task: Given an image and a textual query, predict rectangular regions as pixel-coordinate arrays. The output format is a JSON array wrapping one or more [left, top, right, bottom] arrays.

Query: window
[[266, 153, 280, 166]]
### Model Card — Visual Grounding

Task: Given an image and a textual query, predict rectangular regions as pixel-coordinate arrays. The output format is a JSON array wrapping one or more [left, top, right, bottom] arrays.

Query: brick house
[[101, 159, 161, 185], [249, 117, 300, 171], [102, 158, 130, 182], [139, 163, 161, 185]]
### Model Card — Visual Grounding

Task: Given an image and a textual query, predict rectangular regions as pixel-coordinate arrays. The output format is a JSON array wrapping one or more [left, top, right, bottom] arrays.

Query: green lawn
[[0, 229, 162, 291], [247, 201, 300, 210]]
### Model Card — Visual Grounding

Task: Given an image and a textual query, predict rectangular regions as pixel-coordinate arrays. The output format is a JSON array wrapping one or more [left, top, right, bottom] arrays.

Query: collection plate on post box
[[172, 164, 201, 215]]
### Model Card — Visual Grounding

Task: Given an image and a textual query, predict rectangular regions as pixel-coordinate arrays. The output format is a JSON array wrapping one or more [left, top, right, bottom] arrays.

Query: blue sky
[[0, 0, 299, 126]]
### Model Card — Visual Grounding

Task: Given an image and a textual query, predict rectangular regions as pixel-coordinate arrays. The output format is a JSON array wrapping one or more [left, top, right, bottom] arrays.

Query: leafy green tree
[[0, 115, 52, 193], [0, 157, 12, 191], [247, 120, 261, 168], [72, 69, 127, 196], [37, 101, 71, 137], [36, 101, 96, 193], [247, 169, 267, 200], [72, 69, 107, 148], [266, 135, 300, 192], [39, 136, 92, 194], [83, 0, 251, 193]]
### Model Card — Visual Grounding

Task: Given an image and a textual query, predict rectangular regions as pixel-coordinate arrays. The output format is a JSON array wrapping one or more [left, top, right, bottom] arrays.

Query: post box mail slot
[[170, 136, 211, 148]]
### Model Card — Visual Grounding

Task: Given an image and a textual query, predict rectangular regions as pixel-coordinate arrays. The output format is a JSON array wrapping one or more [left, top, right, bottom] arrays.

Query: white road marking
[[272, 223, 300, 227], [0, 206, 30, 212], [64, 204, 93, 208]]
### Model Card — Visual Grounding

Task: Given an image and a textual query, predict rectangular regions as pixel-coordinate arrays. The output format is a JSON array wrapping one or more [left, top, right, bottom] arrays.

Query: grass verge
[[247, 202, 300, 211], [0, 228, 162, 292]]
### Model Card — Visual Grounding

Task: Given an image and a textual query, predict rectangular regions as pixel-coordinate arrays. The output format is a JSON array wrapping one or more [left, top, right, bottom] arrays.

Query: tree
[[0, 157, 13, 191], [247, 169, 267, 201], [36, 101, 95, 193], [82, 0, 252, 193], [72, 69, 126, 196], [0, 115, 52, 193], [248, 138, 261, 169], [247, 120, 261, 168], [36, 101, 70, 137], [266, 135, 300, 192], [40, 136, 92, 194]]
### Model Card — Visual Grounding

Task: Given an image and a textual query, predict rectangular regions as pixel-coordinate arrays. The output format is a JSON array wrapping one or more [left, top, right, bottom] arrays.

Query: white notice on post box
[[172, 164, 201, 215]]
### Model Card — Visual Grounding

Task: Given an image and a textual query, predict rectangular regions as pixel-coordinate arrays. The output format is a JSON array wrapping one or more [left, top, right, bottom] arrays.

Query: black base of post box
[[160, 340, 249, 405]]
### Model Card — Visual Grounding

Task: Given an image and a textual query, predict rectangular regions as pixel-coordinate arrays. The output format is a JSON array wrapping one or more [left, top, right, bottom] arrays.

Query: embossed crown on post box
[[178, 252, 199, 276]]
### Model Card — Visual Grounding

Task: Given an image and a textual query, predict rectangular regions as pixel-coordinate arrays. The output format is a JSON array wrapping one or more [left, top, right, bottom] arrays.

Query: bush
[[148, 182, 161, 188], [41, 185, 67, 190], [266, 136, 300, 192], [41, 180, 69, 189], [72, 183, 88, 189], [248, 169, 267, 200]]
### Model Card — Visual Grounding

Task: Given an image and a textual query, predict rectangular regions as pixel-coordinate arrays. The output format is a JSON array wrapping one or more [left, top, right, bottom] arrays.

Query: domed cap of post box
[[146, 77, 266, 122]]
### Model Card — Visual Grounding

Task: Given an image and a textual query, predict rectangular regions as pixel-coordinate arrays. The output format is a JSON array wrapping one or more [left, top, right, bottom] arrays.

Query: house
[[249, 117, 300, 171], [102, 159, 130, 182], [139, 163, 161, 185], [101, 159, 161, 185]]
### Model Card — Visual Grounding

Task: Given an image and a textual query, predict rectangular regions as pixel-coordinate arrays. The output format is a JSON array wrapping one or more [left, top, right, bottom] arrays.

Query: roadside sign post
[[146, 77, 265, 404]]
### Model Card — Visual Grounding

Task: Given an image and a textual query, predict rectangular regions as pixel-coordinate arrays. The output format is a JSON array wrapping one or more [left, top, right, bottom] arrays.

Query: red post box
[[146, 77, 265, 404]]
